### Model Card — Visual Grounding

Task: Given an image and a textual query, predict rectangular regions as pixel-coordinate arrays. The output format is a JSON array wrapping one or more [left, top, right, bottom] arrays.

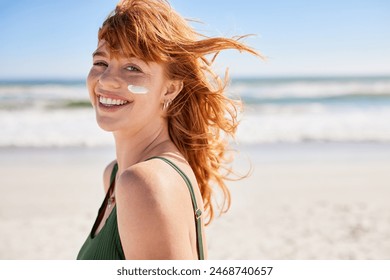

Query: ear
[[164, 79, 183, 101]]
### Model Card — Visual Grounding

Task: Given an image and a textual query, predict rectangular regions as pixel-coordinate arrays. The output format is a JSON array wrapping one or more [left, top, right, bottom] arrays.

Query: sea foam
[[1, 77, 390, 147]]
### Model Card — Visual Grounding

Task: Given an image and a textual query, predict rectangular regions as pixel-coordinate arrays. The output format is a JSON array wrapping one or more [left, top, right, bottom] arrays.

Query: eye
[[93, 61, 108, 67], [126, 65, 141, 72]]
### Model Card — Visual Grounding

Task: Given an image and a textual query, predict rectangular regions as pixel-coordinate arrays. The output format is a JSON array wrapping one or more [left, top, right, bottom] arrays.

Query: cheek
[[87, 68, 99, 105]]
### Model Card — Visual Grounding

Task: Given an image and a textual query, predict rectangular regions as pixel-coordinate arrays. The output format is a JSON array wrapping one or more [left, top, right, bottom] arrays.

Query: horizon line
[[1, 73, 389, 83]]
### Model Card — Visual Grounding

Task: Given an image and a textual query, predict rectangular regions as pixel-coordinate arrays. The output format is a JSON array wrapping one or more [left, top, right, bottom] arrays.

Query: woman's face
[[87, 40, 169, 133]]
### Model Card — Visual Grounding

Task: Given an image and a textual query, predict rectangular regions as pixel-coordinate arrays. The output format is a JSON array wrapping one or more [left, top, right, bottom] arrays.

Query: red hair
[[99, 0, 261, 224]]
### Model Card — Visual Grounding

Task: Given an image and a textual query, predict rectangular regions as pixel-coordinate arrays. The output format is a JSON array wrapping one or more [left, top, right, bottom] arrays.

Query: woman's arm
[[115, 160, 195, 259]]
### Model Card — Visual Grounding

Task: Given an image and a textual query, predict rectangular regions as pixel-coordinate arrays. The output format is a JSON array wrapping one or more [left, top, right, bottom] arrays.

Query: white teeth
[[99, 96, 128, 106]]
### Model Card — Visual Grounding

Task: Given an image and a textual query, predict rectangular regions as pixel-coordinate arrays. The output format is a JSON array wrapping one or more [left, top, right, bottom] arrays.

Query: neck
[[113, 123, 171, 175]]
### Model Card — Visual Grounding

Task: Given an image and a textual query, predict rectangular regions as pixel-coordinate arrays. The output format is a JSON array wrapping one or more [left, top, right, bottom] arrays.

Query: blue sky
[[0, 0, 389, 79]]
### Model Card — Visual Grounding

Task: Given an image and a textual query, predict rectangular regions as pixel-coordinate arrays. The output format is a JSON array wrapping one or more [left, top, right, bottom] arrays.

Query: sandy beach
[[0, 143, 389, 260]]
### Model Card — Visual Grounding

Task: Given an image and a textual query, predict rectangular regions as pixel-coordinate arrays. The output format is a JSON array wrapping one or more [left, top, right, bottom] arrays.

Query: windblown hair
[[99, 0, 260, 224]]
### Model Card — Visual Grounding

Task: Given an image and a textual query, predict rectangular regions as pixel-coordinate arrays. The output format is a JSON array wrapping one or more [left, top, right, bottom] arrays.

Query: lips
[[95, 90, 132, 109]]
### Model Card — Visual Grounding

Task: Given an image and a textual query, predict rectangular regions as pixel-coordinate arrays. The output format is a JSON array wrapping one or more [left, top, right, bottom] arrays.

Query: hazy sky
[[1, 0, 389, 79]]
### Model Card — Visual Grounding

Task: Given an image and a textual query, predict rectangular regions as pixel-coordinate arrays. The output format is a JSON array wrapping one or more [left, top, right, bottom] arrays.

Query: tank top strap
[[110, 162, 119, 186], [146, 156, 204, 260]]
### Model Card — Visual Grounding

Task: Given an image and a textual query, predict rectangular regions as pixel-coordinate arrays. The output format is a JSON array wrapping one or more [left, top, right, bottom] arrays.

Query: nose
[[98, 65, 121, 89]]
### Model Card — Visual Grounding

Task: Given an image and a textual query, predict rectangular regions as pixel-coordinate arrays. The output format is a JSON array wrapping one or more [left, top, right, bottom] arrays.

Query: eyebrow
[[92, 50, 108, 58]]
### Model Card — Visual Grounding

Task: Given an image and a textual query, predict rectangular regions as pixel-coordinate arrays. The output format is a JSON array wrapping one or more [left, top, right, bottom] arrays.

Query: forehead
[[93, 40, 142, 64], [93, 40, 123, 58], [93, 40, 150, 63]]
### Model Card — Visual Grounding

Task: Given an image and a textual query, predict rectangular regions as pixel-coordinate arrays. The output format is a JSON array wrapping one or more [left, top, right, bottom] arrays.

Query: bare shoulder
[[116, 158, 198, 209], [115, 159, 196, 259], [116, 159, 181, 212], [102, 160, 117, 194]]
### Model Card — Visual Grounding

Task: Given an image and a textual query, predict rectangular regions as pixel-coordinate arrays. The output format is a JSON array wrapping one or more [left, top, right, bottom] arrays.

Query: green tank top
[[77, 157, 204, 260]]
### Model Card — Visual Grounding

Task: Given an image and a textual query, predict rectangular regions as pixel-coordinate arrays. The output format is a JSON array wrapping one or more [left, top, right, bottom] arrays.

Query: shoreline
[[2, 140, 390, 160]]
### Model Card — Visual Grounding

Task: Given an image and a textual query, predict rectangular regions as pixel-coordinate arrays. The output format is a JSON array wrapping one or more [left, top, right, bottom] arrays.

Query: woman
[[77, 0, 259, 260]]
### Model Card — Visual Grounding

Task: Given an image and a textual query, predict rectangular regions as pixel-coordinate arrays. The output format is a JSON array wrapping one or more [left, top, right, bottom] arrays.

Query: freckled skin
[[87, 40, 167, 133]]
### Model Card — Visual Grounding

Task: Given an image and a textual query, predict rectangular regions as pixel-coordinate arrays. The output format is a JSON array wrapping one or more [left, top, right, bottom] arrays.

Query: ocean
[[1, 76, 389, 148]]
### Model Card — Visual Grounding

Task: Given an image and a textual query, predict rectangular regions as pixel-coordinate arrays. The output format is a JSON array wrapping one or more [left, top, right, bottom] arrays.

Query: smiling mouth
[[98, 96, 129, 107]]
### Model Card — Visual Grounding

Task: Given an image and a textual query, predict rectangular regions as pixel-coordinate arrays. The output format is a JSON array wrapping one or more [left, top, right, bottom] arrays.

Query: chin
[[97, 123, 116, 132], [95, 115, 119, 132]]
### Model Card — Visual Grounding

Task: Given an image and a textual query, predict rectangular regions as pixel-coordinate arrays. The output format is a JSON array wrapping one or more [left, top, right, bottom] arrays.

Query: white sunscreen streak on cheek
[[127, 84, 149, 95]]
